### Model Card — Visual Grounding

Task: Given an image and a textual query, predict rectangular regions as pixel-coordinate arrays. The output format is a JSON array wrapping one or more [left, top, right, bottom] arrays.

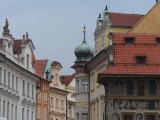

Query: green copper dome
[[74, 26, 94, 62]]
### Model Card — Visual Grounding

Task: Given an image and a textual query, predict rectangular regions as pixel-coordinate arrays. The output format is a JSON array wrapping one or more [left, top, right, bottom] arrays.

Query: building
[[34, 59, 51, 120], [98, 32, 160, 120], [60, 74, 76, 120], [81, 5, 144, 120], [0, 19, 39, 120], [71, 26, 94, 120]]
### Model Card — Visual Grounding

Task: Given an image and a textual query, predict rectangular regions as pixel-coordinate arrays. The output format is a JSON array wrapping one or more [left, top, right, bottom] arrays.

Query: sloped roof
[[34, 59, 48, 78], [13, 39, 31, 54], [59, 74, 75, 86], [109, 12, 144, 27]]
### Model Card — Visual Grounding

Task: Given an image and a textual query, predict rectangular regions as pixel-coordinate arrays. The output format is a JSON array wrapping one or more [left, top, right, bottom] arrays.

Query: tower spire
[[83, 25, 86, 43]]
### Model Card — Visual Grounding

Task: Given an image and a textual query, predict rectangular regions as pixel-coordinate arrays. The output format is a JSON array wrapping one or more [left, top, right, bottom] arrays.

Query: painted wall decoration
[[75, 104, 88, 112], [136, 113, 143, 120], [111, 112, 120, 120], [113, 100, 160, 110]]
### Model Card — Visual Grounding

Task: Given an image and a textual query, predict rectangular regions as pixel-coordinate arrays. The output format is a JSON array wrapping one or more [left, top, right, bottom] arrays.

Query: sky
[[0, 0, 156, 75]]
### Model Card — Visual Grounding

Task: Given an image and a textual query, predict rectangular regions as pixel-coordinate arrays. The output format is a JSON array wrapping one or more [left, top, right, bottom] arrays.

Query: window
[[124, 115, 133, 120], [101, 35, 105, 47], [44, 110, 46, 120], [7, 102, 9, 119], [22, 108, 24, 120], [156, 37, 160, 45], [97, 102, 99, 120], [91, 74, 94, 90], [22, 80, 25, 95], [32, 85, 34, 98], [37, 108, 40, 119], [61, 100, 64, 108], [149, 80, 156, 95], [12, 74, 14, 90], [55, 73, 58, 84], [146, 115, 155, 120], [0, 67, 2, 83], [136, 56, 146, 65], [56, 98, 59, 108], [77, 80, 80, 93], [16, 77, 18, 92], [8, 72, 10, 88], [77, 113, 79, 120], [138, 80, 145, 96], [51, 97, 53, 106], [125, 37, 134, 45], [3, 100, 5, 117], [27, 83, 30, 97], [82, 80, 88, 92], [27, 110, 29, 120], [27, 54, 29, 69], [127, 80, 134, 95], [44, 93, 47, 101], [4, 69, 6, 86], [82, 113, 88, 120], [15, 106, 17, 120]]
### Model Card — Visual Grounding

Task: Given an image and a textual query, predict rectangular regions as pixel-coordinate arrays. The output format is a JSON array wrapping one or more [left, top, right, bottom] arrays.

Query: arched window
[[149, 80, 156, 95], [138, 80, 145, 96], [127, 80, 134, 95]]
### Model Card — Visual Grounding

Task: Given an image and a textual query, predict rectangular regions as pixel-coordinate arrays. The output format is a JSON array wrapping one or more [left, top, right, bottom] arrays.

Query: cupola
[[74, 26, 94, 62]]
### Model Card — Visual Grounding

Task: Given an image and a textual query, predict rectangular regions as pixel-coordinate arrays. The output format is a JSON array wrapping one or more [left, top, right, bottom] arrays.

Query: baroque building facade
[[0, 20, 39, 120]]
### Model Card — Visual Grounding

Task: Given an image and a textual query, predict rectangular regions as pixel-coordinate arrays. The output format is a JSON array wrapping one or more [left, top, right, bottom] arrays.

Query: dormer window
[[156, 37, 160, 45], [125, 37, 134, 45], [136, 56, 146, 65]]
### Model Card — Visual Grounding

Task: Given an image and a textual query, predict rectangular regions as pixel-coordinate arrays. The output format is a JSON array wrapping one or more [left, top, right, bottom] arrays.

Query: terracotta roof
[[34, 59, 48, 78], [13, 39, 31, 54], [51, 61, 62, 68], [59, 74, 75, 86], [109, 12, 143, 27], [100, 33, 160, 75], [100, 65, 160, 75]]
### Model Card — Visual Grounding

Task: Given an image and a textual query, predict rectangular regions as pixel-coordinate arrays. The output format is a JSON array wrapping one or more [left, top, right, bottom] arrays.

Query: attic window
[[156, 37, 160, 44], [125, 37, 134, 45], [136, 56, 146, 65]]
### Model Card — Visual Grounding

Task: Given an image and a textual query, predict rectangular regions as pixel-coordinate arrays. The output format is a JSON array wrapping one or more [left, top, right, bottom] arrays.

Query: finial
[[26, 32, 29, 39], [105, 5, 108, 10], [98, 13, 101, 18], [3, 19, 10, 35], [23, 35, 25, 39], [83, 25, 86, 42]]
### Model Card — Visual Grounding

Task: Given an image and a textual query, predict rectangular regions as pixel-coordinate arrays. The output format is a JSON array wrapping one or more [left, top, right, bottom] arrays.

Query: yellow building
[[84, 5, 144, 120]]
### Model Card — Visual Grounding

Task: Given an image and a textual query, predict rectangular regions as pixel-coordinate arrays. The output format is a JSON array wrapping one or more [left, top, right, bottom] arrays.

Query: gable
[[129, 2, 160, 33]]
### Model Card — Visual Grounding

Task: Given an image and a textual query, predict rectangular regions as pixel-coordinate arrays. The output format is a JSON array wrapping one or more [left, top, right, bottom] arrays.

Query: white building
[[0, 19, 39, 120]]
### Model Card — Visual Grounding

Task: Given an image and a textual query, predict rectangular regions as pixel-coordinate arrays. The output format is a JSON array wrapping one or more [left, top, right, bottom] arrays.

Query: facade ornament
[[3, 19, 10, 35], [4, 90, 8, 96], [136, 113, 143, 120], [0, 88, 4, 94], [31, 102, 36, 108], [8, 92, 12, 97], [15, 96, 20, 101], [96, 98, 99, 102], [100, 95, 105, 99], [22, 98, 27, 104], [12, 94, 16, 99]]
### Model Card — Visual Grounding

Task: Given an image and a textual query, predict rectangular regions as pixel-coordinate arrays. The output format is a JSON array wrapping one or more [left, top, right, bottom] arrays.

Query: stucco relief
[[136, 113, 143, 120], [113, 100, 160, 110]]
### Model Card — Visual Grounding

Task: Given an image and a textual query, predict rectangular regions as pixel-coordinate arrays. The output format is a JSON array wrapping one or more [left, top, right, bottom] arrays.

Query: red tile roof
[[59, 74, 75, 86], [109, 12, 143, 27], [34, 59, 48, 78], [100, 33, 160, 75], [13, 39, 31, 54]]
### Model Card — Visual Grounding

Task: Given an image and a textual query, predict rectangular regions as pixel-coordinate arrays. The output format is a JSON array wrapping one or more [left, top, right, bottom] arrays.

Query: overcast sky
[[0, 0, 155, 75]]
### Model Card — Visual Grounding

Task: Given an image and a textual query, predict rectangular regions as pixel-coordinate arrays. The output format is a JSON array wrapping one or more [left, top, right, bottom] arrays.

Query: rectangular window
[[146, 115, 155, 120], [125, 37, 134, 45], [27, 110, 29, 120], [136, 56, 146, 65], [37, 108, 40, 119], [61, 100, 64, 108], [15, 106, 17, 120], [51, 97, 53, 106], [3, 100, 5, 117], [56, 98, 59, 108], [8, 72, 10, 88], [82, 80, 88, 92], [101, 35, 105, 47], [32, 85, 34, 98], [23, 80, 25, 95], [22, 108, 24, 120], [27, 83, 30, 97], [7, 102, 9, 119], [27, 54, 29, 69], [0, 67, 2, 83], [12, 74, 14, 90], [16, 77, 18, 92], [4, 69, 6, 86]]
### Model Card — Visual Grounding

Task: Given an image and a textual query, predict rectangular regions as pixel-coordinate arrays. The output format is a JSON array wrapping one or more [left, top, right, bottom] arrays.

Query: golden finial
[[83, 25, 86, 33]]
